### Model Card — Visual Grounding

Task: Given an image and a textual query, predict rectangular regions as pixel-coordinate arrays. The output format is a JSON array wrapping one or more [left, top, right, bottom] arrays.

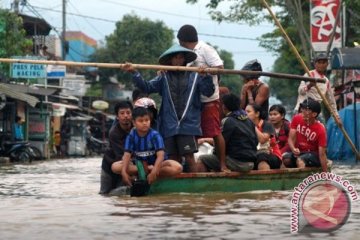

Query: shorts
[[256, 152, 281, 169], [165, 135, 198, 156], [282, 152, 320, 168], [201, 100, 221, 138], [199, 154, 254, 172], [99, 169, 122, 195]]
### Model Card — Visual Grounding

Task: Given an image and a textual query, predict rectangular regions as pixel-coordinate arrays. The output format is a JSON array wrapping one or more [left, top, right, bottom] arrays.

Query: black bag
[[130, 180, 150, 197]]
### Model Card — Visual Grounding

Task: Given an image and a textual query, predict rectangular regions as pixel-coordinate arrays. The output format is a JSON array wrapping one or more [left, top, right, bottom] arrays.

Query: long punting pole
[[262, 0, 360, 161], [0, 58, 326, 83]]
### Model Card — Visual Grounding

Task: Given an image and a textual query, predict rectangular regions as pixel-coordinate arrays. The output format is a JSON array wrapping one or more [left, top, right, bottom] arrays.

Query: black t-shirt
[[248, 83, 269, 120], [222, 114, 258, 162], [101, 123, 130, 173]]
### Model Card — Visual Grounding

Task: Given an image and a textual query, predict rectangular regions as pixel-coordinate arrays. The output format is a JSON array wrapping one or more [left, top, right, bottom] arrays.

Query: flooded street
[[0, 157, 359, 240]]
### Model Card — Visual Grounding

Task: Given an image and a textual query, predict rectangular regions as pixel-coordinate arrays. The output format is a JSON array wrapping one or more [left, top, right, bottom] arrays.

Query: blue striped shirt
[[124, 128, 165, 165]]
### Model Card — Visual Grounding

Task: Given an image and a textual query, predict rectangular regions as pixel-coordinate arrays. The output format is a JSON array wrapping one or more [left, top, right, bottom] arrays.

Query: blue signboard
[[11, 56, 46, 79], [12, 63, 46, 78]]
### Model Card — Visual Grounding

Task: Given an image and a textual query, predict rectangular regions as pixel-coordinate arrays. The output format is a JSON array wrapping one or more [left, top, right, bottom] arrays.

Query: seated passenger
[[100, 100, 133, 195], [269, 104, 290, 154], [283, 98, 328, 172], [134, 97, 158, 130], [197, 93, 257, 172], [111, 107, 182, 186], [245, 104, 282, 170]]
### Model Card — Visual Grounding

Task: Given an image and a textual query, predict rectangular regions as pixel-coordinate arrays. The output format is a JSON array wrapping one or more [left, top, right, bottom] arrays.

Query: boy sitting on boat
[[283, 98, 328, 172], [112, 107, 182, 186]]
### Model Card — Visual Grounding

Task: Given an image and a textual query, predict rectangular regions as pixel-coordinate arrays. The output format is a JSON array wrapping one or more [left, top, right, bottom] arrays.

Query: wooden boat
[[147, 166, 330, 195]]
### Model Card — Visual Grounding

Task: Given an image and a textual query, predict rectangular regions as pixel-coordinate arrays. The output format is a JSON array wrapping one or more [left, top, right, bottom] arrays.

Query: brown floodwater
[[0, 157, 359, 240]]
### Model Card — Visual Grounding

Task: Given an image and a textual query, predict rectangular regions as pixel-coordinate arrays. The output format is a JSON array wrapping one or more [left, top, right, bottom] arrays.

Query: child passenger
[[112, 107, 182, 186], [123, 44, 215, 172]]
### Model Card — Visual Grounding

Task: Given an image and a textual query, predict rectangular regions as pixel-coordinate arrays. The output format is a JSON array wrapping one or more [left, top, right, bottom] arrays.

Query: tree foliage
[[216, 47, 242, 94], [186, 0, 360, 108], [0, 8, 33, 76], [91, 14, 174, 87]]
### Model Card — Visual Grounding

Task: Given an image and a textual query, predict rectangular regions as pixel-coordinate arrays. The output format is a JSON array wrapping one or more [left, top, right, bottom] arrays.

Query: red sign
[[311, 0, 342, 52], [29, 121, 46, 134]]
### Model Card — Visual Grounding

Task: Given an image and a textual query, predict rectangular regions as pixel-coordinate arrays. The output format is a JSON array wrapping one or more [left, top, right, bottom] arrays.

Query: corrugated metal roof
[[6, 84, 57, 96], [0, 83, 39, 107], [48, 102, 79, 109]]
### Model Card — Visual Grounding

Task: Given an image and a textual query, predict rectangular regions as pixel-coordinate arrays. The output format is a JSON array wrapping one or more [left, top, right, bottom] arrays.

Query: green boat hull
[[148, 167, 324, 195]]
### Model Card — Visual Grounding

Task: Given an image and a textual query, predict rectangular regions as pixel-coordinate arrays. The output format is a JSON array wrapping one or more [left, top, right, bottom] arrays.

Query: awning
[[68, 116, 93, 121], [82, 106, 116, 120], [4, 84, 57, 96], [331, 47, 360, 69], [45, 102, 79, 110], [0, 83, 39, 107], [19, 14, 52, 36]]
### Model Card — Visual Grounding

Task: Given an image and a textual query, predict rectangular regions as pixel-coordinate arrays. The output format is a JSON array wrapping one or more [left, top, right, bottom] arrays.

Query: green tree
[[0, 8, 32, 76], [217, 47, 242, 94], [91, 14, 174, 87]]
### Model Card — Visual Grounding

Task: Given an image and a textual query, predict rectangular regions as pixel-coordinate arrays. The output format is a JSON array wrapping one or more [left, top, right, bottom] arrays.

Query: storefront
[[0, 83, 39, 142]]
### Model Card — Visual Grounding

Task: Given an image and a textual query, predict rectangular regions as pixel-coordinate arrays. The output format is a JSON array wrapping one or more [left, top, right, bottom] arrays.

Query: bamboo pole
[[0, 57, 326, 83], [262, 0, 360, 161], [325, 1, 342, 57]]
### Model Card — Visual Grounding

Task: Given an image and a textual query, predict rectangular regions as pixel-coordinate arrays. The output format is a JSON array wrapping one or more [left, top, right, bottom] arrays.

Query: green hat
[[158, 44, 197, 65]]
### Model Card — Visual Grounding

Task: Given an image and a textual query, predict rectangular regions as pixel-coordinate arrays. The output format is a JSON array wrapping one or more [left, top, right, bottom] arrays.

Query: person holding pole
[[177, 24, 228, 172], [123, 44, 215, 173], [295, 53, 340, 123], [239, 59, 270, 120]]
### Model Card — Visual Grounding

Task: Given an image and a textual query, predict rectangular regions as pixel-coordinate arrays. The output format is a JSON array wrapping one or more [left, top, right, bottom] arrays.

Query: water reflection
[[0, 158, 359, 240]]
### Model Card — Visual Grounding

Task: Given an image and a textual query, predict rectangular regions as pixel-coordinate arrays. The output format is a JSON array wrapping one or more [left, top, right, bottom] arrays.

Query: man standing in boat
[[177, 24, 227, 172], [100, 100, 133, 194], [124, 44, 215, 172], [295, 53, 340, 123], [284, 98, 328, 172]]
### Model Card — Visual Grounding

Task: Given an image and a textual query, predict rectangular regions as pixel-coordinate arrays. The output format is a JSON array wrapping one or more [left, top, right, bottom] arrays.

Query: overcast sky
[[2, 0, 277, 71]]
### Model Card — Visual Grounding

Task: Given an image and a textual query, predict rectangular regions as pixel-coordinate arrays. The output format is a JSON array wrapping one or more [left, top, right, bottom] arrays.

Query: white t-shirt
[[294, 69, 337, 114], [190, 41, 223, 102]]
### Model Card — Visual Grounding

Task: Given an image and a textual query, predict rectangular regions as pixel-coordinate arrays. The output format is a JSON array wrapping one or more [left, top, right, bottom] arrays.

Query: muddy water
[[0, 158, 359, 240]]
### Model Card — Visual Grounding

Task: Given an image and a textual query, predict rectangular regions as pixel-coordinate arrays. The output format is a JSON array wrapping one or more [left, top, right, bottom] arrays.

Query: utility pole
[[62, 0, 66, 60], [13, 0, 20, 14]]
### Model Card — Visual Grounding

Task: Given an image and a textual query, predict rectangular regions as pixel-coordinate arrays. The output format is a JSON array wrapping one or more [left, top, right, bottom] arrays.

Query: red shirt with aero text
[[290, 114, 327, 154]]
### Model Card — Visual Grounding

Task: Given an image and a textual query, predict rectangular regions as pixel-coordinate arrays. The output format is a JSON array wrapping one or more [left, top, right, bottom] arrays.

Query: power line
[[101, 0, 214, 23], [33, 5, 117, 23], [199, 32, 257, 41], [22, 2, 92, 59], [31, 5, 260, 41], [67, 0, 103, 38], [101, 0, 273, 28]]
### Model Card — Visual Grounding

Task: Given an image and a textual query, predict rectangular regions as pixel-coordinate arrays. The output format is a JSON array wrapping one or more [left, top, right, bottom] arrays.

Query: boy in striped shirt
[[112, 107, 182, 186]]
